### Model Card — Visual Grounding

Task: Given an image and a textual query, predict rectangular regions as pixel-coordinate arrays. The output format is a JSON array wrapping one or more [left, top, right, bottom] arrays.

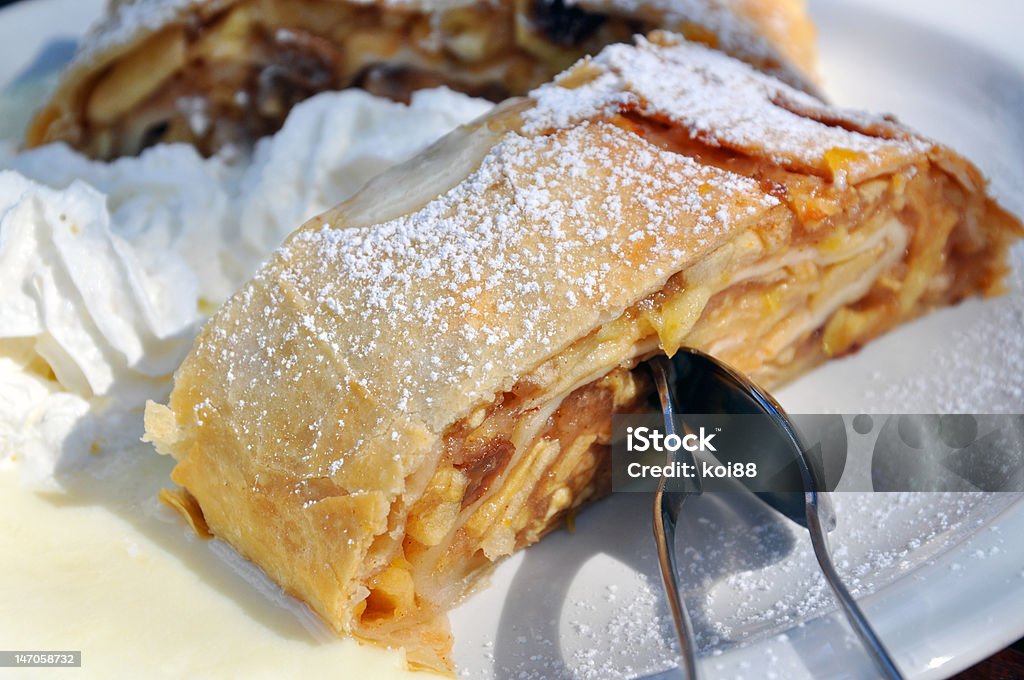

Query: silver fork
[[647, 350, 903, 680]]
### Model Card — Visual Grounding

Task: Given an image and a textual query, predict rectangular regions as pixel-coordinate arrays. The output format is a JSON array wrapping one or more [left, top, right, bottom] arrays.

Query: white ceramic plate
[[1, 1, 1022, 679]]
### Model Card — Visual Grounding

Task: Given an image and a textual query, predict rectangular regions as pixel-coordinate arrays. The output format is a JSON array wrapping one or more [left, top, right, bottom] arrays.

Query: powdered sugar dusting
[[250, 120, 775, 442], [525, 37, 925, 175], [586, 0, 805, 84], [861, 246, 1024, 412], [701, 493, 1008, 635]]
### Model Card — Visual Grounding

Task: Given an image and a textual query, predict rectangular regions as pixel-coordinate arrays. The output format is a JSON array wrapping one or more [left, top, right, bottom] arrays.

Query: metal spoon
[[648, 349, 904, 680]]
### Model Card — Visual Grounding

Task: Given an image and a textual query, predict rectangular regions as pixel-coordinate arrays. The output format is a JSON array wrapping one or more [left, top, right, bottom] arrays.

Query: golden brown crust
[[27, 0, 821, 158], [145, 37, 1021, 674]]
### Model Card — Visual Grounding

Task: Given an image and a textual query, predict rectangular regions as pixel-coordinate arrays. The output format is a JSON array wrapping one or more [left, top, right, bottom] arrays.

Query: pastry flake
[[27, 0, 820, 158], [145, 37, 1022, 674]]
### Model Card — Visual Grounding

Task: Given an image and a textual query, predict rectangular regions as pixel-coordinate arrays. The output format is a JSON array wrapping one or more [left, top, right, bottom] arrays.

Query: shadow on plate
[[489, 490, 799, 679], [5, 37, 75, 89]]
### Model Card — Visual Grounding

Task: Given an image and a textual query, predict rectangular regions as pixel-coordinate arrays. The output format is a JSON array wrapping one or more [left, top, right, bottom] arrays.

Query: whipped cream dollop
[[0, 87, 491, 487]]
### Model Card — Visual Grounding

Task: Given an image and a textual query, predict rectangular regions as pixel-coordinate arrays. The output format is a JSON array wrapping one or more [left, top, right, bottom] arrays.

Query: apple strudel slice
[[144, 34, 1021, 675], [27, 0, 819, 159]]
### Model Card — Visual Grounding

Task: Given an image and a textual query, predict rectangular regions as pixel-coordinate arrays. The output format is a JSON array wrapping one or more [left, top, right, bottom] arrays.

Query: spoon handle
[[804, 490, 905, 680]]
